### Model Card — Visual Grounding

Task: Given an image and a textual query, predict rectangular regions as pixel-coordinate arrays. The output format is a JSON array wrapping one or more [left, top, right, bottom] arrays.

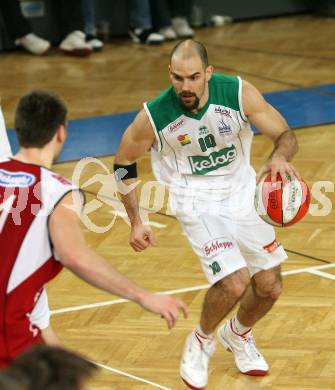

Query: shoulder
[[41, 168, 77, 199], [144, 86, 182, 133], [211, 73, 239, 86], [146, 86, 175, 112]]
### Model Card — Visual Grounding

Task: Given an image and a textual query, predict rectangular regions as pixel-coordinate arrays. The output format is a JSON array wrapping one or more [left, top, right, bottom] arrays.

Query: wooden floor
[[2, 15, 335, 390]]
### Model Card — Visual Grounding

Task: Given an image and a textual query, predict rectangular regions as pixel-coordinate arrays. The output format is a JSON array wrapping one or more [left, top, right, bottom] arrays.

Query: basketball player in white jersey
[[0, 90, 188, 368], [114, 40, 300, 389]]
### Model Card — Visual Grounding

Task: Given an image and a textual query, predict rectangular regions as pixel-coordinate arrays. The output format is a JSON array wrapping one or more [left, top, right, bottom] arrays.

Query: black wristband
[[113, 162, 137, 180]]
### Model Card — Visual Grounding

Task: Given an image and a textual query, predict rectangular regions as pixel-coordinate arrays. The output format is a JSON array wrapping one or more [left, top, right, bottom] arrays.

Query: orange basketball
[[254, 173, 310, 227]]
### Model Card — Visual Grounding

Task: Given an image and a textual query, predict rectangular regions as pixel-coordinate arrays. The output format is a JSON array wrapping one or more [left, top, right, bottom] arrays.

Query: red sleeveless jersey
[[0, 159, 75, 366]]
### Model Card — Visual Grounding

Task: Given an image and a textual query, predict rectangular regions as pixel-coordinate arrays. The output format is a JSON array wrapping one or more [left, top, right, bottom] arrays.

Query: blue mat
[[7, 83, 335, 162]]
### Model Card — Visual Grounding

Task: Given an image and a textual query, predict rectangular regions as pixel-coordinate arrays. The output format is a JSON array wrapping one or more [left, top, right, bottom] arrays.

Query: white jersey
[[144, 73, 255, 199]]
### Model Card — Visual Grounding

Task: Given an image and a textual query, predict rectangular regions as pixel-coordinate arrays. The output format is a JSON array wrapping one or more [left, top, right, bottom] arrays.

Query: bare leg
[[237, 265, 282, 328], [200, 267, 250, 334]]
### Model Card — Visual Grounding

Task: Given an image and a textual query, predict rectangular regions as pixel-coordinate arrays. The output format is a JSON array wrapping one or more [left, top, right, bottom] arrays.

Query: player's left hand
[[256, 156, 300, 185]]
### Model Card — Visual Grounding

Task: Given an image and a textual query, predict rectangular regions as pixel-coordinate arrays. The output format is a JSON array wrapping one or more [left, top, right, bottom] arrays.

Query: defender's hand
[[140, 293, 188, 329], [130, 224, 157, 252]]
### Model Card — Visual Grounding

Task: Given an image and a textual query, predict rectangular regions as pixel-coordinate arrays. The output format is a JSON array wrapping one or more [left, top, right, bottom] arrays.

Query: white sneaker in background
[[158, 26, 177, 40], [129, 28, 165, 45], [180, 329, 215, 389], [86, 35, 104, 51], [59, 31, 92, 57], [15, 33, 50, 55], [172, 17, 195, 38], [217, 320, 269, 376]]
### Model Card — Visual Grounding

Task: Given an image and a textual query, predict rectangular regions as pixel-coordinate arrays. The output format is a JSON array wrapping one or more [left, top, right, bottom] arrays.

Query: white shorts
[[171, 179, 287, 284]]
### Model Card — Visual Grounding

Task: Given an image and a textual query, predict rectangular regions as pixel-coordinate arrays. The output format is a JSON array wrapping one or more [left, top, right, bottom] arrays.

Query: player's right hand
[[130, 223, 157, 252], [140, 293, 188, 329]]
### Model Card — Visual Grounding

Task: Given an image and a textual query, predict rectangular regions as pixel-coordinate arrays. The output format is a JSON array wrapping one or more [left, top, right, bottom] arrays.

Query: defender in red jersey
[[0, 90, 188, 367]]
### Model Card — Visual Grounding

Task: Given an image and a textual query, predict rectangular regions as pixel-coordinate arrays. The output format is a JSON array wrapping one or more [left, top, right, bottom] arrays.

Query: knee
[[255, 278, 283, 300], [216, 269, 250, 300]]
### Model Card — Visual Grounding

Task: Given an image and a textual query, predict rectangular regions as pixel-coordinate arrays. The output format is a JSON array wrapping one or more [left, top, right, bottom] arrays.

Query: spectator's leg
[[81, 0, 96, 36], [80, 0, 103, 50], [149, 0, 171, 30], [0, 0, 31, 39], [58, 0, 92, 56], [59, 0, 84, 36], [129, 0, 152, 30], [0, 0, 50, 54], [170, 0, 194, 38], [170, 0, 193, 18], [128, 0, 165, 45]]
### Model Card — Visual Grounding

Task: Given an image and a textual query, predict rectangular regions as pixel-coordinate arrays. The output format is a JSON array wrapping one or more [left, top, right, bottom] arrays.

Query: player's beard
[[178, 92, 200, 112]]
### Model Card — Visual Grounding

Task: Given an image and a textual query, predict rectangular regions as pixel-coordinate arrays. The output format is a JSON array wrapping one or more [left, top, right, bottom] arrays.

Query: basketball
[[254, 173, 311, 227]]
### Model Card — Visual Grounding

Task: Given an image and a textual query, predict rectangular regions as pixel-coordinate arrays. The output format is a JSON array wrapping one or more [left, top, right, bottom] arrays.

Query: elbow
[[292, 132, 299, 155], [57, 247, 84, 270], [294, 141, 299, 155]]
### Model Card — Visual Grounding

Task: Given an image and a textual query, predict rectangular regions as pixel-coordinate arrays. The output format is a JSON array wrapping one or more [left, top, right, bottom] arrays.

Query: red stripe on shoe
[[194, 332, 203, 345], [194, 330, 213, 344], [243, 369, 268, 376], [229, 319, 251, 338], [181, 377, 205, 390]]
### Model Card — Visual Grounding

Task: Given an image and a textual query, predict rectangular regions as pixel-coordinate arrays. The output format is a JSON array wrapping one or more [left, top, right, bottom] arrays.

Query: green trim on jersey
[[209, 73, 240, 111], [146, 88, 182, 132], [146, 73, 242, 132]]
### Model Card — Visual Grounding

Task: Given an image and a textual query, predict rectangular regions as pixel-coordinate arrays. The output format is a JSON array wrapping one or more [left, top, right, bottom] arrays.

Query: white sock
[[195, 326, 213, 340], [231, 316, 251, 335]]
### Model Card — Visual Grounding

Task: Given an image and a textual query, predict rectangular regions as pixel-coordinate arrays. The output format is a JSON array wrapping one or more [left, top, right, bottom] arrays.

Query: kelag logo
[[188, 145, 237, 175]]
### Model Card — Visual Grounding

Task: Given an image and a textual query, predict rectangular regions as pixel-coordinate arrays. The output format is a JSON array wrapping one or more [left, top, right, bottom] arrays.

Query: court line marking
[[50, 263, 335, 316], [109, 210, 167, 228], [307, 269, 335, 281], [92, 361, 171, 390]]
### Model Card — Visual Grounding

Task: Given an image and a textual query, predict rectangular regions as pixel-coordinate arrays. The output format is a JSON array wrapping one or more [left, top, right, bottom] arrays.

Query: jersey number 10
[[198, 134, 217, 152]]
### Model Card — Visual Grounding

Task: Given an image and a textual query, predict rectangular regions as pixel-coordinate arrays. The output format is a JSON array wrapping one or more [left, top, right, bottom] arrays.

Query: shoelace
[[243, 334, 261, 360], [191, 334, 215, 368]]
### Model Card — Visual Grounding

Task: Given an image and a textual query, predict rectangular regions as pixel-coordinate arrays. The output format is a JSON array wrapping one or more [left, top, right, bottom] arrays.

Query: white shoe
[[15, 33, 50, 55], [217, 320, 269, 376], [180, 329, 215, 389], [86, 35, 104, 51], [129, 28, 165, 45], [172, 17, 195, 38], [59, 31, 92, 56], [159, 26, 177, 40]]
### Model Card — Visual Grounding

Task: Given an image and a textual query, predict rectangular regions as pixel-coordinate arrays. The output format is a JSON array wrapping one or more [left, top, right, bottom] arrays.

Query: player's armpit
[[114, 109, 156, 165], [41, 325, 62, 346]]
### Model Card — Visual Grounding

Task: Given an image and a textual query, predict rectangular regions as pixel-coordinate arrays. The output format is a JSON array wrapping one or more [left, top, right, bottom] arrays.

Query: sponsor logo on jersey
[[188, 145, 237, 174], [215, 107, 232, 118], [0, 169, 35, 187], [169, 118, 185, 133], [177, 134, 191, 146], [218, 119, 232, 135], [263, 239, 281, 253], [52, 174, 71, 185], [202, 237, 234, 257], [199, 125, 209, 136]]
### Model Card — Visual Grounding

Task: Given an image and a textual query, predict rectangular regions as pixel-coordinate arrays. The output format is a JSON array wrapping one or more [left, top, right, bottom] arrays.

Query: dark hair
[[5, 346, 97, 390], [170, 39, 209, 68], [14, 90, 67, 148]]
